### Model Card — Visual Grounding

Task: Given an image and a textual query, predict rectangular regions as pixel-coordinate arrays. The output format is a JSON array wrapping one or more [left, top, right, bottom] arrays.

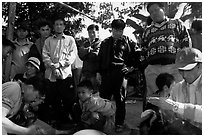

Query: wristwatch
[[172, 103, 179, 112]]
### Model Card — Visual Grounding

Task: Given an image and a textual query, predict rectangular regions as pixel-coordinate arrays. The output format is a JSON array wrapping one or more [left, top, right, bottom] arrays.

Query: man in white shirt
[[148, 47, 202, 131], [42, 17, 77, 125]]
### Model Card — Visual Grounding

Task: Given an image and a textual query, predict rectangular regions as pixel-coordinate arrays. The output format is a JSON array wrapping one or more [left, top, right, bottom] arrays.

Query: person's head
[[147, 2, 165, 23], [77, 80, 94, 102], [156, 73, 175, 98], [175, 47, 202, 84], [111, 19, 125, 39], [2, 37, 15, 59], [38, 20, 52, 38], [16, 24, 30, 39], [53, 17, 65, 34], [22, 76, 45, 103], [87, 24, 99, 41], [191, 19, 202, 33], [25, 57, 40, 77]]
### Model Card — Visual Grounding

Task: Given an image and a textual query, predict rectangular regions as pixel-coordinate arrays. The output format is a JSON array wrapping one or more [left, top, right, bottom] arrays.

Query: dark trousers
[[100, 69, 126, 126], [45, 77, 76, 123]]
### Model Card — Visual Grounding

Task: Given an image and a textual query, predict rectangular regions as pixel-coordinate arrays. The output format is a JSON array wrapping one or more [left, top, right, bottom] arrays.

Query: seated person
[[73, 80, 116, 134], [2, 76, 70, 135], [13, 57, 43, 82], [139, 73, 175, 134]]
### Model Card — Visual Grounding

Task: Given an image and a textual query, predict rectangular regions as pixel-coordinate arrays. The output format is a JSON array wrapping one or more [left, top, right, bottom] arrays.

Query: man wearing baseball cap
[[148, 47, 202, 133]]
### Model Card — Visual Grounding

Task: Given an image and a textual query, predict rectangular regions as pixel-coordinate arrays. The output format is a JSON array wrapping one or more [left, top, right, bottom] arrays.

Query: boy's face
[[39, 25, 51, 38], [53, 20, 65, 34], [77, 87, 92, 102], [17, 29, 28, 39], [161, 81, 176, 98], [88, 28, 98, 41]]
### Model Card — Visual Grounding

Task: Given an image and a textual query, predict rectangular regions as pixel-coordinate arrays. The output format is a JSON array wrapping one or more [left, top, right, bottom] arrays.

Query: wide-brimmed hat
[[175, 47, 202, 70], [26, 57, 40, 70]]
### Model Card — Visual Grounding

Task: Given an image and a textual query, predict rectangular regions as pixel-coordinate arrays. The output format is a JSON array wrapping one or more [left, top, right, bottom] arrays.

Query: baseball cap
[[175, 47, 202, 70], [26, 57, 40, 70]]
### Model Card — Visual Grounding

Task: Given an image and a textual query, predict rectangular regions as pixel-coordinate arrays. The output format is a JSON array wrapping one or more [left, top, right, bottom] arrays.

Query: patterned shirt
[[142, 18, 192, 65]]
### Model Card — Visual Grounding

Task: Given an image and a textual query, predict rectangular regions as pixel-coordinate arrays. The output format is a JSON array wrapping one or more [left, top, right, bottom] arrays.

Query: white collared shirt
[[43, 34, 77, 82], [187, 74, 202, 104]]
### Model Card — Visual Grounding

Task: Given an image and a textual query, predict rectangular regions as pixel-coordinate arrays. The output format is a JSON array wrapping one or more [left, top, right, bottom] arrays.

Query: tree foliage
[[2, 2, 202, 39], [2, 2, 94, 37]]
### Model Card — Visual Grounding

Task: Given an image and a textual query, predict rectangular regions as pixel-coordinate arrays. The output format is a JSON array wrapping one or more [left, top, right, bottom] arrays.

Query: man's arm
[[2, 107, 37, 135], [148, 97, 202, 123]]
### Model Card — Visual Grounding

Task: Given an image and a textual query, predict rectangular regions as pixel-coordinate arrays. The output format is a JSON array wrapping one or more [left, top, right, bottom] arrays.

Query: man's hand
[[53, 69, 61, 79], [147, 97, 174, 111], [50, 63, 61, 71]]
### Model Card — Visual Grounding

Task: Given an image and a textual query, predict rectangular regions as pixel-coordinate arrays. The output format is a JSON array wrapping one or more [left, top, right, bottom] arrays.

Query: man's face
[[17, 29, 28, 39], [53, 20, 65, 34], [112, 28, 124, 39], [179, 63, 202, 84], [148, 4, 165, 23], [23, 85, 41, 103], [39, 25, 51, 38]]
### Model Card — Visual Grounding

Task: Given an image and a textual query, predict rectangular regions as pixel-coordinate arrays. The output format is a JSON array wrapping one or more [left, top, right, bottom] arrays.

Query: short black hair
[[53, 17, 65, 25], [155, 73, 175, 92], [2, 36, 16, 50], [111, 19, 126, 30], [87, 24, 99, 31], [77, 80, 94, 91], [147, 2, 165, 12], [38, 20, 52, 30], [24, 76, 46, 96]]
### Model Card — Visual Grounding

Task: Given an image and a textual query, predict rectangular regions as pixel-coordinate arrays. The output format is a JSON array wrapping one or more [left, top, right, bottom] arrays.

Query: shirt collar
[[53, 33, 66, 39], [152, 17, 169, 27]]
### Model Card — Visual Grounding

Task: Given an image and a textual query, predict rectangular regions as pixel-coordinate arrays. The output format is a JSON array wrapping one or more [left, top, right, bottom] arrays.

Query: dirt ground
[[113, 98, 143, 135]]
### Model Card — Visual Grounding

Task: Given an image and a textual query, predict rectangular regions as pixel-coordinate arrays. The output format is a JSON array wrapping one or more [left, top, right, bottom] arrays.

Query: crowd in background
[[2, 2, 202, 135]]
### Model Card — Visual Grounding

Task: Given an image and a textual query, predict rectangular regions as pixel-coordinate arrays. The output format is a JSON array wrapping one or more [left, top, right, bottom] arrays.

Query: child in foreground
[[139, 73, 175, 134], [73, 80, 116, 134]]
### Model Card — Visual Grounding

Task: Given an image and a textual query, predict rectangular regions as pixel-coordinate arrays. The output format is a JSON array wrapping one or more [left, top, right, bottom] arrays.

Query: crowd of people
[[2, 2, 202, 135]]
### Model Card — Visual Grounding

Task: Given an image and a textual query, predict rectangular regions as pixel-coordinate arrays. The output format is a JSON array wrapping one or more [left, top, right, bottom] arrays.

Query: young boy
[[139, 73, 175, 134], [74, 80, 116, 134]]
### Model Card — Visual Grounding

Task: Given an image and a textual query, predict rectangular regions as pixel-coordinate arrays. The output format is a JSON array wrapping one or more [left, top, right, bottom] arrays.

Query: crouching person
[[73, 80, 116, 134], [139, 73, 176, 134], [2, 76, 69, 135]]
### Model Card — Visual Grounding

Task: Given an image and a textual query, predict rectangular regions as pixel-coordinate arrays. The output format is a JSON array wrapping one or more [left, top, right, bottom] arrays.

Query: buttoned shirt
[[187, 75, 201, 104], [170, 75, 202, 128], [42, 34, 77, 82]]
